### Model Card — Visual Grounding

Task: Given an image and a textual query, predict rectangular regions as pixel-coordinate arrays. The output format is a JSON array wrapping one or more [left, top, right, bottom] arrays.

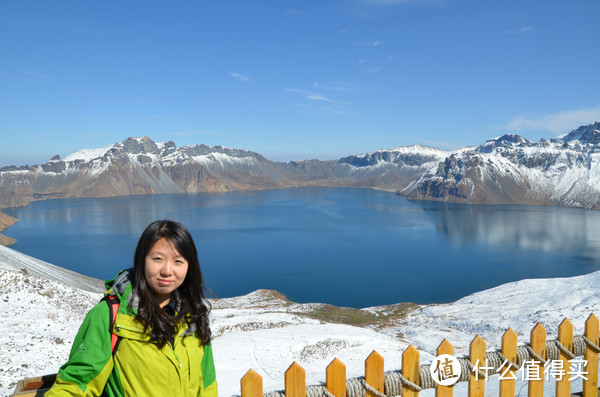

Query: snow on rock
[[388, 270, 600, 354], [209, 290, 422, 394], [0, 244, 103, 293], [214, 322, 412, 394], [405, 123, 600, 208], [63, 145, 113, 162], [0, 269, 101, 395]]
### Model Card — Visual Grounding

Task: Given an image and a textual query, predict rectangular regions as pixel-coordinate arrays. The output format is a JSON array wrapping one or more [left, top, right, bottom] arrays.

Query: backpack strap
[[101, 295, 121, 355]]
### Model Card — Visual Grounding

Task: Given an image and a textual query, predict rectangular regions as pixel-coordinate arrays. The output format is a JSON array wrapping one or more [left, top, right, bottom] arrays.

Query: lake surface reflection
[[5, 187, 600, 308]]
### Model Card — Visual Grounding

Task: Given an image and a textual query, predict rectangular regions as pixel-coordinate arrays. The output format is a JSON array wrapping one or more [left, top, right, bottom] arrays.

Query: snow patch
[[64, 145, 113, 162]]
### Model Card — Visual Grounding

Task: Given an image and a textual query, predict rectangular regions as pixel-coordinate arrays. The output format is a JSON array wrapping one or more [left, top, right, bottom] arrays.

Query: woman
[[46, 220, 217, 396]]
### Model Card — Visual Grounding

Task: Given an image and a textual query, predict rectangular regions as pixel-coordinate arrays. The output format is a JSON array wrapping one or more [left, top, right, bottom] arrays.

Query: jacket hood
[[104, 268, 140, 314], [105, 268, 133, 297]]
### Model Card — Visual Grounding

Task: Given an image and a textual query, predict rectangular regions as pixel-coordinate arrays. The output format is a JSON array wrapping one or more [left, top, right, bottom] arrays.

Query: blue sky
[[1, 0, 600, 166]]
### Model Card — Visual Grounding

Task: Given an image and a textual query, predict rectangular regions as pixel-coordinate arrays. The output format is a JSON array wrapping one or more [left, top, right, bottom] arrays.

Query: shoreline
[[0, 210, 17, 247]]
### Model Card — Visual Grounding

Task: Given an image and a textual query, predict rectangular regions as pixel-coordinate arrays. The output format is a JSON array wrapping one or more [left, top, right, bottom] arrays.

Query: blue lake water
[[5, 187, 600, 308]]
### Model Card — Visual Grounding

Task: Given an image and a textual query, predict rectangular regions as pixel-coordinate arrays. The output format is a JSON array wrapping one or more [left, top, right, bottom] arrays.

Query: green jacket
[[45, 270, 218, 397]]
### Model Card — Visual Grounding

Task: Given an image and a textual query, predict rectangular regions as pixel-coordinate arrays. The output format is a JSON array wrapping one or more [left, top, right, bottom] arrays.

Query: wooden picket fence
[[240, 314, 600, 397]]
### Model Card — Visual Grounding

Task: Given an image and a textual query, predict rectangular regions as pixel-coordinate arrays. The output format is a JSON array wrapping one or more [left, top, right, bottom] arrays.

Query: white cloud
[[365, 40, 383, 46], [507, 106, 600, 135], [307, 95, 348, 104], [229, 72, 250, 82], [368, 67, 381, 73], [286, 85, 352, 115], [286, 88, 348, 104], [284, 88, 312, 95], [504, 26, 534, 35]]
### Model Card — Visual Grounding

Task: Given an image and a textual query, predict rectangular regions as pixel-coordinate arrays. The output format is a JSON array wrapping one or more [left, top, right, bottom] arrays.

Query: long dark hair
[[132, 220, 212, 346]]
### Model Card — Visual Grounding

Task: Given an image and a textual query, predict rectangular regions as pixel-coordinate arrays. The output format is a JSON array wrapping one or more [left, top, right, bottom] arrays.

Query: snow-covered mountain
[[335, 144, 451, 190], [0, 138, 280, 205], [1, 123, 600, 218], [0, 137, 449, 210], [405, 122, 600, 209], [2, 243, 600, 396]]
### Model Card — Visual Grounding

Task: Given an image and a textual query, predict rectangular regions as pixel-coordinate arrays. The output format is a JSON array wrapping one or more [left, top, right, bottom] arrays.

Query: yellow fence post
[[285, 362, 306, 397], [403, 345, 421, 397], [238, 316, 599, 397], [365, 350, 385, 397], [583, 314, 599, 397], [241, 369, 263, 397], [529, 323, 547, 397], [468, 335, 486, 397], [556, 318, 573, 397], [436, 339, 454, 397], [500, 328, 517, 397], [326, 358, 347, 397]]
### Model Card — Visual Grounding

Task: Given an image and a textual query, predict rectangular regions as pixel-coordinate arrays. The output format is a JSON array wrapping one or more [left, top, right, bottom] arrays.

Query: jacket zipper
[[171, 337, 183, 368]]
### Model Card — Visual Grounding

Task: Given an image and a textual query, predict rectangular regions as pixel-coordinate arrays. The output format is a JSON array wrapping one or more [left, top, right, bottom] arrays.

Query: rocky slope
[[0, 211, 17, 246], [406, 123, 600, 209]]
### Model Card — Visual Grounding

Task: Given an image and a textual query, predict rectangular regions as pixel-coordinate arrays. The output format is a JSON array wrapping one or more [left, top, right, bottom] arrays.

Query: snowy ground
[[1, 243, 599, 396]]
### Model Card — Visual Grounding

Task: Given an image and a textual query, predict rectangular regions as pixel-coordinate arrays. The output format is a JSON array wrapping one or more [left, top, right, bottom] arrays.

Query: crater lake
[[5, 187, 600, 308]]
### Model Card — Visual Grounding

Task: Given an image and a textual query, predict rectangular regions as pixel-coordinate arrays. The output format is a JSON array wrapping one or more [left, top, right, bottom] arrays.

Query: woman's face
[[144, 237, 189, 307]]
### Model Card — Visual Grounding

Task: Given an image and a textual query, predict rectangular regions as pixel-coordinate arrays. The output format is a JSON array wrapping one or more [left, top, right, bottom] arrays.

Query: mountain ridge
[[407, 122, 600, 209], [1, 123, 600, 246], [0, 136, 444, 209]]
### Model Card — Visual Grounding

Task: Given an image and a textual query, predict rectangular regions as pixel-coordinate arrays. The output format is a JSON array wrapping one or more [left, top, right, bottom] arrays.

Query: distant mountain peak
[[559, 122, 600, 145], [476, 133, 530, 153], [386, 144, 451, 155], [118, 136, 161, 155], [494, 133, 529, 144]]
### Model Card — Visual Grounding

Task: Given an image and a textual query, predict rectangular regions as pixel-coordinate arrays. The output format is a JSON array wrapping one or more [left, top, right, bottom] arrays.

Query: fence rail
[[240, 314, 600, 397]]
